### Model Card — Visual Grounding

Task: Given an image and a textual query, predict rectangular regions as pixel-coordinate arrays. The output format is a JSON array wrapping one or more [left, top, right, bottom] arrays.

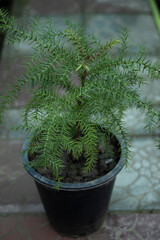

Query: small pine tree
[[0, 9, 160, 182]]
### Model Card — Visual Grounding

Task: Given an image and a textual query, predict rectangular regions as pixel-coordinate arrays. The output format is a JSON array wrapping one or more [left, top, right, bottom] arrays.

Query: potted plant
[[0, 9, 160, 237]]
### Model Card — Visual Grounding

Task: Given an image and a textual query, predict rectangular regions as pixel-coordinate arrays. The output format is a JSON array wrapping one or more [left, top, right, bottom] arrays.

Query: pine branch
[[88, 39, 121, 62], [109, 111, 131, 164], [0, 77, 28, 123]]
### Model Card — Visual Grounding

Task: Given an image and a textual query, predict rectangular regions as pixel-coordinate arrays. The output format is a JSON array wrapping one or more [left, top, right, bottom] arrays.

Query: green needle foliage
[[0, 9, 160, 182]]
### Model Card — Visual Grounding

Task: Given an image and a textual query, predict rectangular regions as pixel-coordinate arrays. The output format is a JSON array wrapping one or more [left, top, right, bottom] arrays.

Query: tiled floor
[[0, 0, 160, 239], [0, 213, 160, 240]]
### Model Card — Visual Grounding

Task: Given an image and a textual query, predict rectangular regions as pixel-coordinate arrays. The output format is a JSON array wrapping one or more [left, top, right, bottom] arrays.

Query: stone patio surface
[[0, 213, 160, 240], [0, 0, 160, 239]]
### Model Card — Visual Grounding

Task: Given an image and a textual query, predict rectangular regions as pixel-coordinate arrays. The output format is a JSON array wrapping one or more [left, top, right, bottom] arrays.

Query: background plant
[[0, 9, 160, 182]]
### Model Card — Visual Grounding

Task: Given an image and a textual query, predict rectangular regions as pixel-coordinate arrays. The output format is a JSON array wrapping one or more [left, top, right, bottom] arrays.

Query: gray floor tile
[[109, 137, 160, 211]]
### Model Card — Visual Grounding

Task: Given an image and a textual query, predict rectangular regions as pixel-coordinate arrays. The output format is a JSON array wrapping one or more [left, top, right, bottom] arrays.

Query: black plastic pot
[[22, 134, 125, 237]]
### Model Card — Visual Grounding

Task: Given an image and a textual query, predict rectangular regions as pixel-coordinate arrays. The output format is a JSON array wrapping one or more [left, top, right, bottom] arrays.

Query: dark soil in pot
[[29, 131, 120, 183]]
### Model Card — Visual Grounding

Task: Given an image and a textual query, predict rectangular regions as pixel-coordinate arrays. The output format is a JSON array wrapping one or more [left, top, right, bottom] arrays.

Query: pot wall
[[35, 177, 115, 236]]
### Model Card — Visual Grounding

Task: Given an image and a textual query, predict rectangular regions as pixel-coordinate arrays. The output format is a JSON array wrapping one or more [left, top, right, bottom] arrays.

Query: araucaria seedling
[[0, 9, 160, 184]]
